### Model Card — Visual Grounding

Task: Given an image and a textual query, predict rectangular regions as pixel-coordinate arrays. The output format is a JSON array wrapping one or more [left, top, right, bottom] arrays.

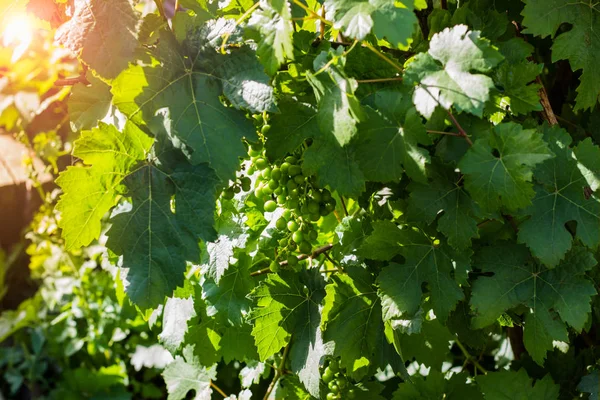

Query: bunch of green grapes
[[321, 359, 355, 399], [246, 141, 337, 269]]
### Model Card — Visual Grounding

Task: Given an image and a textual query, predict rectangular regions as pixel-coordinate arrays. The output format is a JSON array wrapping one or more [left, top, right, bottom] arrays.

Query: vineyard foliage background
[[1, 0, 600, 398]]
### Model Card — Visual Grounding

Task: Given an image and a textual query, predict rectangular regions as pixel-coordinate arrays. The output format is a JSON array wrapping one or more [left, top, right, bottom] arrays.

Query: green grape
[[300, 204, 310, 215], [308, 230, 318, 241], [325, 202, 336, 213], [268, 180, 278, 190], [247, 165, 256, 175], [279, 238, 288, 247], [337, 378, 346, 389], [261, 168, 271, 179], [319, 205, 330, 216], [233, 186, 241, 194], [282, 210, 292, 220], [271, 167, 282, 181], [287, 220, 299, 232], [286, 180, 298, 191], [329, 359, 339, 372], [307, 200, 320, 214], [280, 162, 290, 174], [310, 213, 320, 222], [285, 155, 298, 164], [287, 255, 299, 266], [277, 195, 286, 204], [298, 241, 311, 254], [322, 189, 332, 201], [328, 382, 339, 393], [261, 124, 271, 134], [273, 187, 283, 195], [241, 182, 251, 192], [289, 188, 300, 198], [322, 367, 334, 383], [248, 148, 261, 157], [255, 158, 268, 170], [326, 393, 337, 400], [276, 217, 287, 230], [294, 174, 305, 184], [254, 187, 264, 198], [312, 190, 323, 202], [288, 199, 299, 209], [292, 231, 304, 243], [222, 188, 235, 200], [269, 260, 280, 272], [289, 165, 302, 176], [261, 186, 273, 196], [264, 200, 277, 212], [287, 239, 297, 250]]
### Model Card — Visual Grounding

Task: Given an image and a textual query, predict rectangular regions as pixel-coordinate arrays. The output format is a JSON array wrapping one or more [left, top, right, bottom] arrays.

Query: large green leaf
[[404, 24, 504, 118], [322, 267, 401, 380], [470, 243, 597, 364], [55, 0, 140, 79], [458, 122, 553, 212], [56, 122, 153, 250], [162, 346, 217, 400], [393, 371, 481, 399], [249, 270, 328, 397], [112, 29, 260, 181], [518, 125, 600, 267]]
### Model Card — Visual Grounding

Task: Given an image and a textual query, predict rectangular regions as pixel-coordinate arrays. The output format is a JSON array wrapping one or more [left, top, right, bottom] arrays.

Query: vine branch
[[263, 342, 291, 400], [446, 111, 473, 146], [210, 382, 228, 398], [455, 338, 488, 375]]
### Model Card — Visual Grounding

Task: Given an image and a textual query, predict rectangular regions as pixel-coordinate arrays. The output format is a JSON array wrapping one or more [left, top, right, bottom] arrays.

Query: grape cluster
[[246, 141, 337, 268], [321, 359, 354, 399]]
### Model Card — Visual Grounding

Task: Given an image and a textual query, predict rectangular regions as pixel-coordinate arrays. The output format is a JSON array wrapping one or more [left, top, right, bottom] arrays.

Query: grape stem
[[264, 342, 291, 400], [446, 111, 473, 146], [340, 197, 349, 217], [210, 382, 228, 398], [455, 338, 488, 375], [250, 244, 334, 276]]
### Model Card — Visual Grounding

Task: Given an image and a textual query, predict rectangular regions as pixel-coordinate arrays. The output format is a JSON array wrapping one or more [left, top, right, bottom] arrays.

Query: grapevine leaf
[[458, 122, 553, 212], [302, 137, 366, 197], [202, 253, 255, 327], [184, 318, 222, 366], [518, 124, 600, 267], [239, 361, 266, 388], [249, 270, 328, 397], [112, 29, 256, 182], [522, 0, 600, 110], [221, 325, 259, 362], [307, 48, 363, 147], [106, 160, 219, 309], [377, 237, 464, 322], [476, 370, 560, 400], [55, 0, 140, 79], [322, 267, 400, 380], [159, 296, 196, 353], [130, 345, 174, 371], [355, 106, 431, 183], [324, 0, 418, 48], [264, 99, 318, 161], [68, 73, 112, 131], [393, 371, 482, 399], [247, 0, 295, 76], [56, 122, 153, 250], [494, 61, 543, 115], [162, 346, 217, 400], [450, 0, 508, 41], [407, 164, 479, 250], [219, 46, 278, 113], [404, 25, 504, 118], [358, 220, 416, 261], [470, 243, 596, 364]]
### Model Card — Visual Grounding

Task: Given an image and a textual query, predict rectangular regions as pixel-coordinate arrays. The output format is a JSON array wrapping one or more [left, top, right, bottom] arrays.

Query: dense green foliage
[[2, 0, 600, 398]]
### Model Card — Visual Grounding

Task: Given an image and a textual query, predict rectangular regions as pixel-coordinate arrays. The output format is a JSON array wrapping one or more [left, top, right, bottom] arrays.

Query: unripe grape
[[285, 156, 298, 164], [289, 165, 302, 176], [292, 230, 304, 243], [276, 217, 287, 230], [280, 162, 290, 174], [268, 180, 278, 190], [271, 167, 282, 181], [287, 220, 299, 232], [269, 260, 280, 272], [264, 200, 277, 212], [223, 188, 235, 200], [294, 175, 305, 184], [287, 255, 299, 266], [307, 200, 320, 214], [298, 241, 311, 254], [255, 158, 268, 170]]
